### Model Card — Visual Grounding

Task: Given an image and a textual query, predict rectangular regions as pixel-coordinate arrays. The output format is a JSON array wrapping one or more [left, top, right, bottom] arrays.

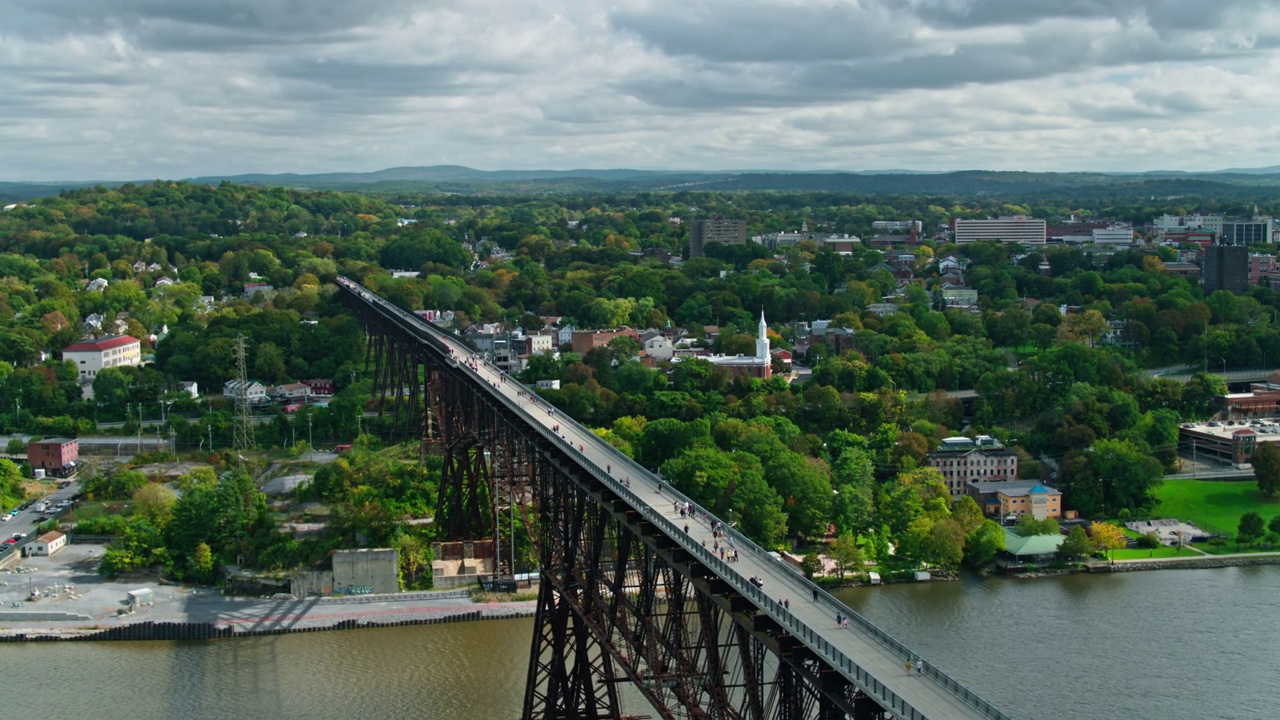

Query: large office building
[[871, 220, 922, 233], [1091, 225, 1136, 245], [953, 217, 1046, 245], [1154, 213, 1224, 236], [690, 216, 746, 257], [1202, 245, 1249, 294], [1220, 218, 1276, 246]]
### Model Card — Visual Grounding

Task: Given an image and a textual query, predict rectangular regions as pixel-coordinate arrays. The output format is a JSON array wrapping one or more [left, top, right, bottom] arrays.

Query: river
[[2, 567, 1277, 720]]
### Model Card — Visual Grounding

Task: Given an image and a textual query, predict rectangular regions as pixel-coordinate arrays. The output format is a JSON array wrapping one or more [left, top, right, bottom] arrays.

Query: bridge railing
[[338, 277, 1011, 720]]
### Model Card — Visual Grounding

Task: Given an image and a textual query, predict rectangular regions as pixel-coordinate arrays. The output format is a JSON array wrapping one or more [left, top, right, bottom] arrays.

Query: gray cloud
[[3, 0, 1280, 179], [14, 0, 419, 40]]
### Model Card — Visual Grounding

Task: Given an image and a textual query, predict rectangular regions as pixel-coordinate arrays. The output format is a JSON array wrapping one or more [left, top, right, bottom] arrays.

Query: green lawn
[[64, 500, 135, 527], [1110, 546, 1198, 560], [1153, 479, 1280, 535], [1194, 542, 1280, 556]]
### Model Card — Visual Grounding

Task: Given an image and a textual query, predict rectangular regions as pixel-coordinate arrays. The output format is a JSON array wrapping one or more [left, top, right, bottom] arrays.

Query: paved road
[[0, 476, 79, 560]]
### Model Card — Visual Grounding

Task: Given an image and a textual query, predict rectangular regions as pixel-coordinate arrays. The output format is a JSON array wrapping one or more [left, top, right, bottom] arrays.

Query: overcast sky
[[5, 0, 1280, 180]]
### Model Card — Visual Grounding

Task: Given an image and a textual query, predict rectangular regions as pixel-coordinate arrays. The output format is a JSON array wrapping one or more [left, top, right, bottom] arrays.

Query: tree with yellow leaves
[[1088, 521, 1128, 560]]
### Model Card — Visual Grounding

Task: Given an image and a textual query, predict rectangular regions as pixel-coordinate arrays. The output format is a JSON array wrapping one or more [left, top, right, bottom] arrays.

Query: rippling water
[[0, 619, 538, 720], [3, 567, 1277, 720], [835, 566, 1280, 720]]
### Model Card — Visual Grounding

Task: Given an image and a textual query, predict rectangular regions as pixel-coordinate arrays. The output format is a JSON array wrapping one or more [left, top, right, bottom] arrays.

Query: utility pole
[[136, 403, 143, 453], [208, 424, 213, 452], [308, 414, 313, 451], [510, 487, 516, 579], [231, 335, 255, 461]]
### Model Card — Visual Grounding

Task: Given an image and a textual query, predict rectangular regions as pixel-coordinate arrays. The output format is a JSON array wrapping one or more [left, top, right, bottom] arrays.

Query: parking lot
[[0, 543, 198, 621]]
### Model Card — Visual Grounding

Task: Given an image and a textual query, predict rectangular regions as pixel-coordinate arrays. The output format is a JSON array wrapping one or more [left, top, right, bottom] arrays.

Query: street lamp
[[1221, 358, 1227, 375]]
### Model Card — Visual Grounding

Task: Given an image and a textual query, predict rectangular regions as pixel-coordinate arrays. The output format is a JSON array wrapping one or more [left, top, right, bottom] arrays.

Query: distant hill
[[0, 180, 103, 204], [186, 165, 728, 186], [8, 164, 1280, 203]]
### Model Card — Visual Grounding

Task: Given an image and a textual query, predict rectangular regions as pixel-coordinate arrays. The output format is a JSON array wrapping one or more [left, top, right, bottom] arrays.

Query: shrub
[[1136, 532, 1161, 549]]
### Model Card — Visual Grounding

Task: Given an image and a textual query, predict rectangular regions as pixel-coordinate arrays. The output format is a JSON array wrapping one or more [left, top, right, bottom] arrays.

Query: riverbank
[[0, 541, 537, 642], [1106, 550, 1280, 572], [0, 589, 538, 642]]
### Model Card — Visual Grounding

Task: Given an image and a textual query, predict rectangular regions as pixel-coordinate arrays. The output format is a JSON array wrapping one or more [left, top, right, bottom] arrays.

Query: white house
[[643, 333, 675, 360], [30, 531, 66, 556], [557, 325, 575, 347], [271, 382, 311, 402], [223, 379, 269, 405], [62, 335, 142, 381], [85, 278, 109, 292], [177, 381, 199, 398]]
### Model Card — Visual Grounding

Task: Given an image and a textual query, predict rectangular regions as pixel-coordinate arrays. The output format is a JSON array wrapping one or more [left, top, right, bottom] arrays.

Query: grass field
[[67, 500, 128, 520], [1153, 479, 1280, 534], [1195, 542, 1280, 555], [1110, 546, 1199, 560]]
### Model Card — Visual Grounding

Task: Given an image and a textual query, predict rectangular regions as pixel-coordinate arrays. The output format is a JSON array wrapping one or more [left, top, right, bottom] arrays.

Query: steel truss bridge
[[337, 277, 1013, 720]]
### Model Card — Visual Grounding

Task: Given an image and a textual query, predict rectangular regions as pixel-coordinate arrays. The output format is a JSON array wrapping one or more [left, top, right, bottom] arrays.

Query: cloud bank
[[4, 0, 1280, 179]]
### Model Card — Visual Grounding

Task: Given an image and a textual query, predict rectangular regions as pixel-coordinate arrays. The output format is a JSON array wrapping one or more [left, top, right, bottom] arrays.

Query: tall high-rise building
[[953, 216, 1046, 245], [1203, 245, 1249, 294], [690, 216, 746, 257]]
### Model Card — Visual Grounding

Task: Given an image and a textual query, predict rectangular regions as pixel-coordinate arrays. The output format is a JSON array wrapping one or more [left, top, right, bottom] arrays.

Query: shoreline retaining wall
[[0, 604, 533, 643], [1109, 553, 1280, 572]]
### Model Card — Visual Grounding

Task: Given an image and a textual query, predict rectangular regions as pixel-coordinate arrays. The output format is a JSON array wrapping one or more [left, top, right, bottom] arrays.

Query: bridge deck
[[341, 278, 1008, 720]]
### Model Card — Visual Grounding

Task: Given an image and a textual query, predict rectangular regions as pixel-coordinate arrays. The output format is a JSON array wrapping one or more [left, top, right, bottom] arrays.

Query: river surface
[[2, 567, 1277, 720]]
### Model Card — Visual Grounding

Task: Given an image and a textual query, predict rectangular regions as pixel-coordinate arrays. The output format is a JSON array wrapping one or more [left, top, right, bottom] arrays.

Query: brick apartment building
[[926, 436, 1018, 498]]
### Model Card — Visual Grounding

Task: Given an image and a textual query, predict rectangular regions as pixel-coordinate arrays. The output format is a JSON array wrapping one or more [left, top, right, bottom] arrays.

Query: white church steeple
[[756, 310, 770, 361]]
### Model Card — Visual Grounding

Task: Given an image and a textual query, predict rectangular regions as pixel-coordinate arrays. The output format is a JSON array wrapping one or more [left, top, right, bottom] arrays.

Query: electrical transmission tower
[[232, 334, 256, 458]]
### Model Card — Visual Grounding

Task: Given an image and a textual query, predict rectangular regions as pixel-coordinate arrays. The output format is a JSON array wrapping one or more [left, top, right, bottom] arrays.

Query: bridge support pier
[[522, 581, 623, 720]]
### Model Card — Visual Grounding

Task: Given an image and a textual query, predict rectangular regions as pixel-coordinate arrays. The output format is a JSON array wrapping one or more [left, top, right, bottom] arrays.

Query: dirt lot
[[0, 543, 198, 621]]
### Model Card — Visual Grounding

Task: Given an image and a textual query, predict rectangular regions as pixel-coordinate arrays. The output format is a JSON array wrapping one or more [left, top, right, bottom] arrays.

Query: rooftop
[[1002, 529, 1065, 557], [63, 334, 139, 353], [968, 480, 1045, 495], [1181, 420, 1279, 440], [932, 435, 1013, 455], [997, 483, 1061, 498]]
